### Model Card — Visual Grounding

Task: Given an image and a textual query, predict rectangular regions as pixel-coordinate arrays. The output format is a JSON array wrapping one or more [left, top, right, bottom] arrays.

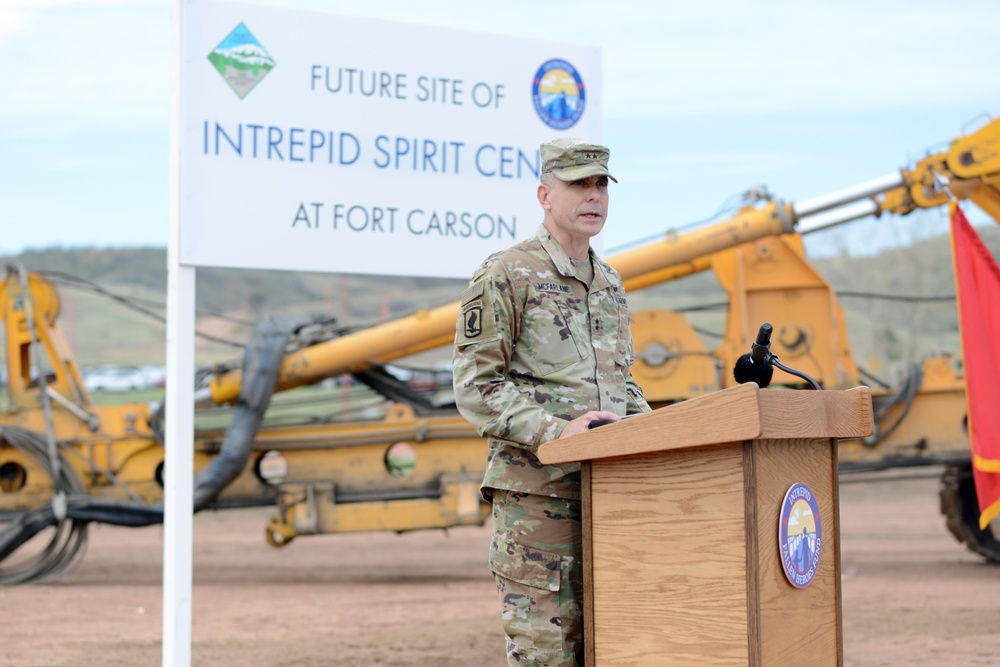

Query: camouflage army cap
[[540, 138, 618, 183]]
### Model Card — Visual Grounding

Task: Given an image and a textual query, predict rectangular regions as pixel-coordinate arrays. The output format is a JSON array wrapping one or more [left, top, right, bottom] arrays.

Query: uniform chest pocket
[[519, 299, 587, 376]]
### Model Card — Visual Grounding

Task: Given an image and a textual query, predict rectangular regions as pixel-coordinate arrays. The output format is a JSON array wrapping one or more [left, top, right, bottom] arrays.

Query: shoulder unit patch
[[456, 278, 498, 345]]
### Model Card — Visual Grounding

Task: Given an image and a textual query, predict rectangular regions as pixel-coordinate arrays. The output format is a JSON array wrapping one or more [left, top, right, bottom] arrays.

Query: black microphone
[[750, 322, 772, 365], [733, 322, 774, 387]]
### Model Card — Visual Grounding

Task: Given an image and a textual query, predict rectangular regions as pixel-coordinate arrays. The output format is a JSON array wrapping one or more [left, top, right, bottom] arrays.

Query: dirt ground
[[4, 468, 1000, 666]]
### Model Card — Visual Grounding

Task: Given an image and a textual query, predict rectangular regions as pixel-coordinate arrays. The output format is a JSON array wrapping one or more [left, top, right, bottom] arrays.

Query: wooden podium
[[537, 383, 874, 667]]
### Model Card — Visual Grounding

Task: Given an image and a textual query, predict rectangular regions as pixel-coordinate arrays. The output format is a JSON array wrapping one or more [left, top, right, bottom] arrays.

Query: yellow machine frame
[[1, 116, 999, 582]]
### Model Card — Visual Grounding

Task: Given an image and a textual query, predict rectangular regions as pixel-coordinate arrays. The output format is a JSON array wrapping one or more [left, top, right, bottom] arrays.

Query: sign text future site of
[[181, 2, 603, 278]]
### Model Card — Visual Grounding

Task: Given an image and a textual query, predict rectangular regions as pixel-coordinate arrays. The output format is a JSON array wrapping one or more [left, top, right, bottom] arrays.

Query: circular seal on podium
[[778, 482, 823, 588]]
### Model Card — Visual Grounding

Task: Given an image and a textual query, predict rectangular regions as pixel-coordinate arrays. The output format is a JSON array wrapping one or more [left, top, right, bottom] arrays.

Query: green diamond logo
[[207, 23, 275, 99]]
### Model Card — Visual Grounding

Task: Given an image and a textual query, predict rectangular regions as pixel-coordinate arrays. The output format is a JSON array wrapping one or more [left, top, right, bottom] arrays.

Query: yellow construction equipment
[[1, 116, 998, 583]]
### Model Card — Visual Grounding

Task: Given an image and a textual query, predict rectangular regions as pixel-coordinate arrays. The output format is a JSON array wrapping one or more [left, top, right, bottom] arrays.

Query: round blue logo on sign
[[778, 482, 823, 588], [532, 59, 586, 130]]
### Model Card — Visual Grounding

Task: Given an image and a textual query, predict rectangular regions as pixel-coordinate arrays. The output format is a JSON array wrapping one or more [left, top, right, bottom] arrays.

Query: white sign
[[180, 1, 603, 278]]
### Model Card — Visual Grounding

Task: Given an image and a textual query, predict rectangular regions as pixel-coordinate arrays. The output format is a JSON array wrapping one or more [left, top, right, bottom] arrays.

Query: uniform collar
[[535, 224, 613, 290]]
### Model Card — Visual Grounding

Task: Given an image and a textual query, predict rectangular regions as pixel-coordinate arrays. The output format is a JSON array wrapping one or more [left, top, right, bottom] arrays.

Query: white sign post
[[168, 1, 603, 663], [165, 2, 194, 665]]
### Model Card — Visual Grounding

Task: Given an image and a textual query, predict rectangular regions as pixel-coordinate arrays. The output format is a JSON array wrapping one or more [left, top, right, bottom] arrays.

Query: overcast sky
[[1, 0, 998, 260]]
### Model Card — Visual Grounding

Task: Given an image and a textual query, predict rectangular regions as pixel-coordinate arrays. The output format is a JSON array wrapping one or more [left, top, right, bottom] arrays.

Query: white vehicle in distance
[[83, 365, 166, 392]]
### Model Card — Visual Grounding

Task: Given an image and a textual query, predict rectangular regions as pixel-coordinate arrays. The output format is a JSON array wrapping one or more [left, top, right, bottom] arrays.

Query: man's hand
[[559, 411, 621, 438]]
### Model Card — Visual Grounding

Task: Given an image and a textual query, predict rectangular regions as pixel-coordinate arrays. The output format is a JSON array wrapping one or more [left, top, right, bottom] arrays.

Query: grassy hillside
[[0, 247, 465, 368], [4, 226, 1000, 380]]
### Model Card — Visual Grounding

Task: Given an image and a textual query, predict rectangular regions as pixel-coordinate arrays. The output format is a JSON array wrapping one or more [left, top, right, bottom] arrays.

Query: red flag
[[950, 202, 1000, 528]]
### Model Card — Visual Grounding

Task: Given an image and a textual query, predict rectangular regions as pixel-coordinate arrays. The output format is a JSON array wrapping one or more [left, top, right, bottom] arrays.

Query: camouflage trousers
[[488, 489, 584, 667]]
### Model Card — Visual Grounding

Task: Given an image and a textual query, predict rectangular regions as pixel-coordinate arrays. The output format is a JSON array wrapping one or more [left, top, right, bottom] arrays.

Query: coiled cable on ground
[[0, 314, 302, 584], [0, 425, 89, 585]]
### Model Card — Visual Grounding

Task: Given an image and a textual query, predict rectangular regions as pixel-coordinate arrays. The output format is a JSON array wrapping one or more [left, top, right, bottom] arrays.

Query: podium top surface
[[537, 383, 874, 465]]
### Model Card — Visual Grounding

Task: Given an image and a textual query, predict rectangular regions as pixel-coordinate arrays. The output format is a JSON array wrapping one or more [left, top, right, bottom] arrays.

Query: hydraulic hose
[[0, 314, 305, 584]]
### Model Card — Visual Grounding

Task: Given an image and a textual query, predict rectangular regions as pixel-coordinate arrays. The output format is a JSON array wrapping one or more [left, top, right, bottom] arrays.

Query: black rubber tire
[[939, 464, 1000, 564]]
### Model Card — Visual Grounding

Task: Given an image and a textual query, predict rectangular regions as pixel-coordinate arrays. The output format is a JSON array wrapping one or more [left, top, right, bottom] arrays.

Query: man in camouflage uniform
[[453, 138, 651, 667]]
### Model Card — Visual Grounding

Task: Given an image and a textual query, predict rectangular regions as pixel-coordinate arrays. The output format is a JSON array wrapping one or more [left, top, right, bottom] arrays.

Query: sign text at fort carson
[[181, 2, 602, 278]]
